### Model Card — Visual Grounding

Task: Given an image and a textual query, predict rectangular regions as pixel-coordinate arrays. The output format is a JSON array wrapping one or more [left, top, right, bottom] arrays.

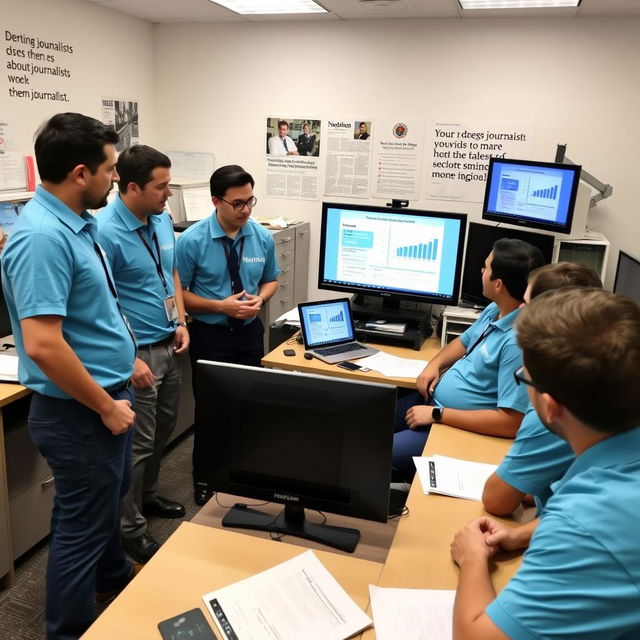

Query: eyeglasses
[[219, 196, 258, 211], [513, 366, 546, 394]]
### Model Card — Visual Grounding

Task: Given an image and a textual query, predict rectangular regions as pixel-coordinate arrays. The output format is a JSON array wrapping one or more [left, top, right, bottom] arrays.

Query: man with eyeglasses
[[451, 288, 640, 639], [176, 165, 280, 506]]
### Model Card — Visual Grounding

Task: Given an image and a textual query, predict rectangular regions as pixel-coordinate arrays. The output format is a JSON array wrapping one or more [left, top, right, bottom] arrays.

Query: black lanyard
[[136, 228, 169, 293], [464, 322, 496, 358], [221, 236, 246, 293]]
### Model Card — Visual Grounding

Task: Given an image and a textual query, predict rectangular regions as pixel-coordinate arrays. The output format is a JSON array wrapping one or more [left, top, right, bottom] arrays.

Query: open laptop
[[297, 298, 378, 364]]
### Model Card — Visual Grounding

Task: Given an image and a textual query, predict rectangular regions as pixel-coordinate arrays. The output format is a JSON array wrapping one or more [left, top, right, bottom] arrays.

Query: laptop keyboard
[[315, 343, 367, 356]]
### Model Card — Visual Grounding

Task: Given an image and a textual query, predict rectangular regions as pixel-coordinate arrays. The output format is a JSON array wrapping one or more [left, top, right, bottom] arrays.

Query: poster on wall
[[0, 117, 26, 191], [427, 120, 535, 203], [102, 99, 140, 152], [265, 116, 321, 200], [371, 119, 425, 201], [323, 118, 374, 198]]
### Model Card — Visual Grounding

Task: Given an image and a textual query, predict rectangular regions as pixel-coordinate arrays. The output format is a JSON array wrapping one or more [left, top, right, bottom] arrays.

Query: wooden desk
[[82, 522, 383, 640], [262, 336, 441, 389]]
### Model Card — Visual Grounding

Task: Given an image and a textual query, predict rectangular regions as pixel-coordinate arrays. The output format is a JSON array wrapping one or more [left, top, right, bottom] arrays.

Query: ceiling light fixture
[[459, 0, 581, 9], [209, 0, 327, 14]]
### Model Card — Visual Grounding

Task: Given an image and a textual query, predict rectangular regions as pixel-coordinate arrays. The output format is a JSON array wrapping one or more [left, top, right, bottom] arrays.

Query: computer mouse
[[303, 352, 313, 360]]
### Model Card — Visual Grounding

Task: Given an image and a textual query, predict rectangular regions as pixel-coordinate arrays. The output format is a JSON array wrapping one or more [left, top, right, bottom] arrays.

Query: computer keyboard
[[315, 343, 367, 356]]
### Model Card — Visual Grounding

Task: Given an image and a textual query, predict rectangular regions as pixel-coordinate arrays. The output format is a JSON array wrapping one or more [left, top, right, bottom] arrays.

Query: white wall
[[1, 0, 156, 158], [153, 17, 640, 293]]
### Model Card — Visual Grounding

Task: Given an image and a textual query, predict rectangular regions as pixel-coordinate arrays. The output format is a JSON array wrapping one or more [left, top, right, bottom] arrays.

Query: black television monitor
[[461, 222, 555, 307], [613, 250, 640, 304], [482, 157, 582, 235], [318, 202, 467, 307], [196, 361, 396, 553], [0, 269, 13, 339]]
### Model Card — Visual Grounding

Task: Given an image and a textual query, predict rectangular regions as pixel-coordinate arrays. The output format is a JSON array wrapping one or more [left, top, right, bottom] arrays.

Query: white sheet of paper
[[369, 585, 455, 640], [202, 549, 372, 640], [413, 455, 498, 501], [0, 353, 19, 382], [358, 351, 427, 379], [274, 307, 300, 325], [182, 185, 213, 221]]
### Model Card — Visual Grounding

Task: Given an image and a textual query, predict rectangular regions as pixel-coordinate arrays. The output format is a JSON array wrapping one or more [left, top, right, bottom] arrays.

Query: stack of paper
[[202, 550, 372, 640], [364, 320, 407, 334], [413, 454, 498, 501]]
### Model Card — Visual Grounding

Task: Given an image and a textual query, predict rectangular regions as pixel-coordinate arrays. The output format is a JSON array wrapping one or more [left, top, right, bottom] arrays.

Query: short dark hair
[[277, 120, 289, 129], [529, 262, 602, 300], [34, 112, 119, 184], [490, 238, 546, 301], [210, 165, 255, 199], [117, 145, 171, 194], [517, 288, 640, 433]]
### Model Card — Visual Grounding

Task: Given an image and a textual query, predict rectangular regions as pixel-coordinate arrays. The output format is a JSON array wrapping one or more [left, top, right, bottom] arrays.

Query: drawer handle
[[279, 280, 291, 287], [41, 476, 55, 488], [281, 236, 293, 242], [279, 251, 292, 258], [280, 296, 291, 303]]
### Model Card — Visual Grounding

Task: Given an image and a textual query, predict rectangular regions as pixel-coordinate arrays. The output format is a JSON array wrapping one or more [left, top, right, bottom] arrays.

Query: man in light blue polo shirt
[[98, 145, 189, 564], [392, 238, 545, 477], [451, 288, 640, 640], [1, 113, 137, 640], [176, 164, 280, 505]]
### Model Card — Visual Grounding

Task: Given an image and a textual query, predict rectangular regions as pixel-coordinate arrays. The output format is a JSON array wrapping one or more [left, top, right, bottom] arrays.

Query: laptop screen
[[299, 299, 356, 348]]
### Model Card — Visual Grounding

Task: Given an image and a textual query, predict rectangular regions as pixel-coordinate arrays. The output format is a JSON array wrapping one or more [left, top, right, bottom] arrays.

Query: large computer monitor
[[613, 250, 640, 304], [482, 158, 582, 235], [461, 222, 555, 307], [195, 361, 396, 553], [319, 202, 467, 308]]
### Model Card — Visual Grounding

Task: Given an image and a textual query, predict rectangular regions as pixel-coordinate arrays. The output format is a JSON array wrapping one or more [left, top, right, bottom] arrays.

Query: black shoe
[[143, 496, 185, 519], [194, 485, 214, 507], [122, 533, 160, 563]]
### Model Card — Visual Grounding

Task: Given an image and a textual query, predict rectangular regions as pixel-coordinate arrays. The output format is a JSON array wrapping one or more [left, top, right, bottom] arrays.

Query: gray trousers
[[121, 341, 182, 539]]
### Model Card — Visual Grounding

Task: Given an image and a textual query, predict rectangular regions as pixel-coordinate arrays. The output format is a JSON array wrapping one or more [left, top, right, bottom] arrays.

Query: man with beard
[[1, 112, 137, 639]]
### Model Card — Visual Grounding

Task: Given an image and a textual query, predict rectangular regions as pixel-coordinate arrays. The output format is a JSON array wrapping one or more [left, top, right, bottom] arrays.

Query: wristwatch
[[431, 406, 444, 423], [176, 321, 188, 328]]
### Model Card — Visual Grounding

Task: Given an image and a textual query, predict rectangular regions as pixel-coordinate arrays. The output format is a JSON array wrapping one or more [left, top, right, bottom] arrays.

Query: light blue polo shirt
[[487, 426, 640, 640], [1, 186, 136, 397], [97, 195, 177, 346], [497, 404, 575, 512], [433, 302, 528, 413], [176, 212, 280, 325]]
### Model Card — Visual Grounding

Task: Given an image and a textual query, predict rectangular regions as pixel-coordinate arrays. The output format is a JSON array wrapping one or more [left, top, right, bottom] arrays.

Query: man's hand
[[219, 290, 260, 320], [416, 363, 441, 398], [451, 518, 499, 567], [100, 398, 135, 436], [237, 293, 263, 320], [405, 405, 434, 430], [132, 357, 155, 389], [481, 516, 533, 552], [174, 325, 190, 354]]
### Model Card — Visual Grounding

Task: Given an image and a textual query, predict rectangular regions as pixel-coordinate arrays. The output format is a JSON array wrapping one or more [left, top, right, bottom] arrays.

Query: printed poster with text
[[372, 120, 425, 201], [427, 121, 535, 203]]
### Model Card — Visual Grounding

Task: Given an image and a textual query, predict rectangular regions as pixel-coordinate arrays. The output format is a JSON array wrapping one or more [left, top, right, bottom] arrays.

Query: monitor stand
[[222, 503, 361, 553]]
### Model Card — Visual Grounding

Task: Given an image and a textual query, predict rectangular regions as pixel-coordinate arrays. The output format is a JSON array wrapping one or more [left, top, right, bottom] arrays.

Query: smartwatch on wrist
[[176, 321, 187, 328], [431, 406, 443, 423]]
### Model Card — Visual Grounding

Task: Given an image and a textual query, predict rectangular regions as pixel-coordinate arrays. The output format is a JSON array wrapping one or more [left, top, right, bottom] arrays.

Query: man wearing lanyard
[[97, 145, 189, 563], [268, 120, 299, 155], [1, 112, 137, 640], [176, 165, 280, 506], [392, 238, 546, 478]]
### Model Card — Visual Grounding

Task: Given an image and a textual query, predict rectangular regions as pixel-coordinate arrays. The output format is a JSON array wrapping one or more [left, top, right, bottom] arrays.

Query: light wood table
[[82, 522, 383, 640], [262, 336, 441, 389]]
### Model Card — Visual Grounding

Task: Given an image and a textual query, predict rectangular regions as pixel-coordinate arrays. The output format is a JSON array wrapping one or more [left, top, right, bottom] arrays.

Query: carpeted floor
[[0, 429, 197, 640]]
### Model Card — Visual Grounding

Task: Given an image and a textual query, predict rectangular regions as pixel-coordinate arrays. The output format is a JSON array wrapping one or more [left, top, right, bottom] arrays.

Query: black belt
[[143, 333, 176, 348], [105, 380, 131, 395]]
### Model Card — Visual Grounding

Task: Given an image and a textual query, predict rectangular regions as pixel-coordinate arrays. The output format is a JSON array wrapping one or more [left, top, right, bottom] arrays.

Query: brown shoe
[[95, 563, 144, 605]]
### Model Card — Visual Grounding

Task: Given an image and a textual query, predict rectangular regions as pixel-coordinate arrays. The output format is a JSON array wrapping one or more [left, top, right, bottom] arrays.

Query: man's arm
[[172, 269, 189, 354], [416, 337, 467, 398], [21, 315, 135, 435], [483, 472, 527, 516]]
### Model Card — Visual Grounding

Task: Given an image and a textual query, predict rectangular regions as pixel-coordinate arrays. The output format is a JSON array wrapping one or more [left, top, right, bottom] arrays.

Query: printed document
[[358, 351, 427, 379], [369, 585, 455, 640], [413, 454, 497, 501], [202, 549, 372, 640]]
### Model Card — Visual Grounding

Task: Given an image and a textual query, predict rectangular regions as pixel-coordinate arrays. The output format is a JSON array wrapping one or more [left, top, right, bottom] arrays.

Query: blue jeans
[[28, 389, 134, 640], [392, 391, 433, 477]]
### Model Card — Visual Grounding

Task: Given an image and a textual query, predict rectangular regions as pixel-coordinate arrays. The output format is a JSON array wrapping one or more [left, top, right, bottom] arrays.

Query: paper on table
[[413, 455, 498, 501], [0, 353, 19, 382], [369, 585, 454, 640], [202, 549, 372, 640], [358, 351, 427, 379], [274, 307, 300, 325]]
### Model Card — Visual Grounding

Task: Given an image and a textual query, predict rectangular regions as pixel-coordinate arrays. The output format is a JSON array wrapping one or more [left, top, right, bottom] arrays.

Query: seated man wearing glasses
[[451, 288, 640, 640], [392, 239, 545, 479], [176, 165, 280, 506]]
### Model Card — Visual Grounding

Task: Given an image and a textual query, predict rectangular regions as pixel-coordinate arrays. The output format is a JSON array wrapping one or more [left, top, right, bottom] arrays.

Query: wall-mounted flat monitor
[[461, 222, 555, 307], [318, 202, 467, 308], [196, 361, 396, 553], [482, 158, 582, 235], [613, 250, 640, 304]]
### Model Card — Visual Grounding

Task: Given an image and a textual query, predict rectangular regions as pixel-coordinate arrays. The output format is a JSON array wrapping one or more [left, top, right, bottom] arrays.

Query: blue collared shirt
[[433, 302, 528, 413], [1, 186, 136, 397], [176, 212, 280, 325], [97, 195, 177, 346], [487, 426, 640, 640]]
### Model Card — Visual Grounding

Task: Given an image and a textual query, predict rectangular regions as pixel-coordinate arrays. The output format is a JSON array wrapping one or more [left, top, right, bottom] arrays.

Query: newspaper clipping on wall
[[102, 99, 139, 152]]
